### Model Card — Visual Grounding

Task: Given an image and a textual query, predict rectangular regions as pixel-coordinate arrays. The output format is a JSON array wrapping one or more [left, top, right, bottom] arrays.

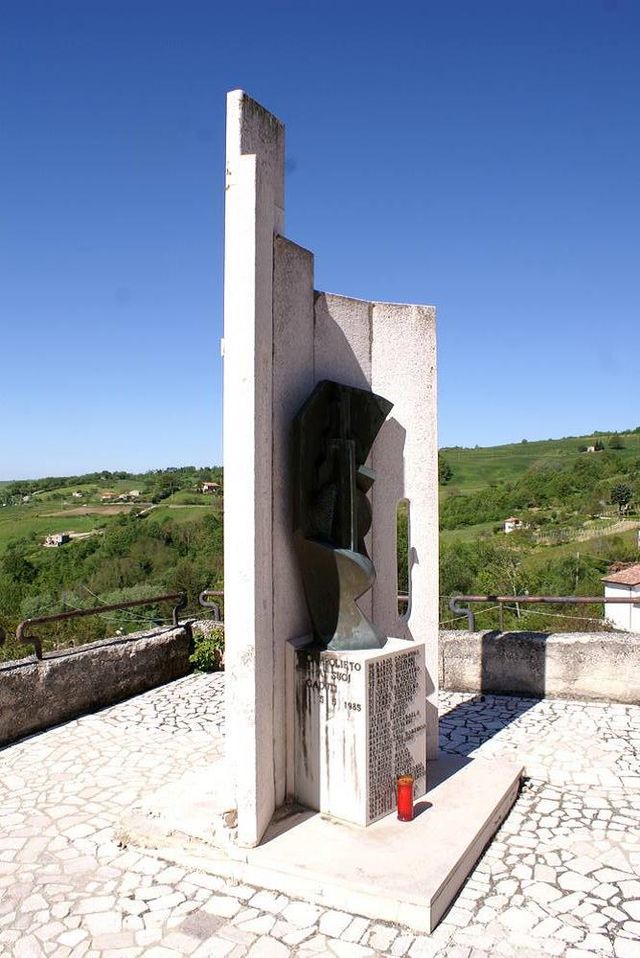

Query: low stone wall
[[0, 625, 192, 748], [440, 629, 640, 704]]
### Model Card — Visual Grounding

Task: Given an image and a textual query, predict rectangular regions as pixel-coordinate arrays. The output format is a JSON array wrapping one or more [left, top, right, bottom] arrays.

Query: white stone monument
[[224, 90, 439, 847], [122, 90, 522, 934]]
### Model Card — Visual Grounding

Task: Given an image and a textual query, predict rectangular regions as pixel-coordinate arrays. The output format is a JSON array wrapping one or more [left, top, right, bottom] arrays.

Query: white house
[[602, 564, 640, 632], [43, 533, 70, 548], [504, 516, 524, 534], [201, 481, 220, 494]]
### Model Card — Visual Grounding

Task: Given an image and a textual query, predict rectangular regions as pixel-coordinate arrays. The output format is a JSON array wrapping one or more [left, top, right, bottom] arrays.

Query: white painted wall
[[604, 582, 640, 632], [224, 91, 439, 847]]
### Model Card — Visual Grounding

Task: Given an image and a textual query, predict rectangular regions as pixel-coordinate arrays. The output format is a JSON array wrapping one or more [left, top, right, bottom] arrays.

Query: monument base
[[291, 637, 427, 826], [120, 752, 523, 934]]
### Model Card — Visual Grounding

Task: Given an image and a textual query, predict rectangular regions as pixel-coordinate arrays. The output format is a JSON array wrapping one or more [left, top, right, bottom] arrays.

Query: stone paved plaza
[[1, 673, 639, 958]]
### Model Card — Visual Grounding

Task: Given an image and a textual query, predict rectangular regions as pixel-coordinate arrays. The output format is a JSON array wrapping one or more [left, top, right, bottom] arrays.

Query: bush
[[190, 623, 225, 672]]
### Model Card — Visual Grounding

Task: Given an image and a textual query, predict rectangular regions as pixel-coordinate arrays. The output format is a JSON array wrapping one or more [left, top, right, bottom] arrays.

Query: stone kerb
[[223, 90, 439, 848]]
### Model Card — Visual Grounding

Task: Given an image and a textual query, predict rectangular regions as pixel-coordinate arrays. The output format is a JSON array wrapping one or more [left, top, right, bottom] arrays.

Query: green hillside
[[438, 428, 640, 633], [0, 467, 224, 661], [441, 429, 640, 498], [2, 428, 640, 658]]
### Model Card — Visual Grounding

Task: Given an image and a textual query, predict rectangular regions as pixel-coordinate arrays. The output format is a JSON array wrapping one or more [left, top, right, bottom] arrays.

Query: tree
[[594, 440, 605, 452], [611, 482, 633, 515], [438, 454, 453, 485]]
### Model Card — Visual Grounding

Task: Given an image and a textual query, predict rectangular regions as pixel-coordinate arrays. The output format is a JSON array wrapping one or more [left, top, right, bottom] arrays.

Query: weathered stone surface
[[440, 629, 640, 704], [293, 638, 426, 825], [0, 625, 192, 747]]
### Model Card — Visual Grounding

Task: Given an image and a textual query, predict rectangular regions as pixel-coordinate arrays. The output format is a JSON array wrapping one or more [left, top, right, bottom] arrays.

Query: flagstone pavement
[[1, 672, 639, 958]]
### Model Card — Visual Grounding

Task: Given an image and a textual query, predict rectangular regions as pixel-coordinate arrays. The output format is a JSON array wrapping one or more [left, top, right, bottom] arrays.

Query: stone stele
[[292, 638, 427, 827], [223, 89, 438, 847]]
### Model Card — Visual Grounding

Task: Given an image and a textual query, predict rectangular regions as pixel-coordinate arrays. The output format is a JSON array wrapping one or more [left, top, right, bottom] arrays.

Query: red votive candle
[[396, 775, 414, 822]]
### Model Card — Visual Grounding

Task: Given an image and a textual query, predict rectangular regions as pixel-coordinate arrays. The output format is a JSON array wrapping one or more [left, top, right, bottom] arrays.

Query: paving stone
[[408, 936, 440, 957], [248, 890, 288, 914], [246, 938, 289, 956], [14, 936, 47, 958], [614, 938, 640, 958], [216, 923, 256, 946], [319, 910, 353, 938], [2, 676, 640, 958], [236, 914, 276, 935], [297, 934, 329, 955], [365, 922, 397, 950], [281, 901, 323, 928], [202, 896, 242, 918], [277, 923, 316, 945], [328, 939, 375, 957], [180, 910, 225, 939], [159, 930, 201, 954], [57, 931, 87, 948], [142, 947, 182, 958], [83, 912, 122, 935], [390, 934, 415, 956], [623, 901, 640, 921]]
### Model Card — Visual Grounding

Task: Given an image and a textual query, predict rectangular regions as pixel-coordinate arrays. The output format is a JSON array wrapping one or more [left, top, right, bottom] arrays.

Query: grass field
[[440, 520, 497, 544], [522, 527, 639, 570], [0, 496, 223, 555], [163, 489, 218, 505], [150, 503, 221, 524], [0, 507, 98, 554], [441, 431, 640, 497]]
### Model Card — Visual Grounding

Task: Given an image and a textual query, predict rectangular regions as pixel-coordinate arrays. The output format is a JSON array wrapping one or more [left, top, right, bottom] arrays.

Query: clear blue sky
[[2, 0, 639, 479]]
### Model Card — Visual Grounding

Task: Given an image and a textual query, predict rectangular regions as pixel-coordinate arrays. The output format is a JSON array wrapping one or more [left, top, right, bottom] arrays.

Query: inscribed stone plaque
[[292, 637, 426, 826]]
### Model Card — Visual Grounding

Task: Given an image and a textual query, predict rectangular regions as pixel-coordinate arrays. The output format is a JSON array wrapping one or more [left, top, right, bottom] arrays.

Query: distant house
[[201, 482, 220, 494], [72, 491, 84, 498], [503, 516, 524, 534], [44, 533, 70, 548], [117, 489, 142, 502], [602, 564, 640, 632]]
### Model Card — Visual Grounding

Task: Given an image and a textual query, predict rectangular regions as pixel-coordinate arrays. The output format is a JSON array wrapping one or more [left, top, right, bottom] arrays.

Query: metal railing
[[198, 589, 224, 621], [6, 591, 188, 660], [450, 594, 640, 632]]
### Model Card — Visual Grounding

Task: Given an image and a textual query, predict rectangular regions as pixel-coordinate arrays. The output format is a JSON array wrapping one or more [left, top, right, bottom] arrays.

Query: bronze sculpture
[[292, 380, 393, 651]]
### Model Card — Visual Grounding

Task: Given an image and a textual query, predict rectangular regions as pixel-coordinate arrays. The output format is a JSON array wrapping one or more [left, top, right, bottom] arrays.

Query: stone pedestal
[[292, 638, 426, 826]]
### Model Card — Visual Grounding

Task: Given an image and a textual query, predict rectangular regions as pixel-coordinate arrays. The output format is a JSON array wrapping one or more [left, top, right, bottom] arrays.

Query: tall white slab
[[223, 91, 438, 847], [223, 91, 284, 847]]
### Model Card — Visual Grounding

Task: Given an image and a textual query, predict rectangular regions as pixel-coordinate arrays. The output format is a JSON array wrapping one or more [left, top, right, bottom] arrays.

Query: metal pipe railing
[[9, 591, 187, 660], [198, 589, 224, 621], [449, 594, 640, 632]]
